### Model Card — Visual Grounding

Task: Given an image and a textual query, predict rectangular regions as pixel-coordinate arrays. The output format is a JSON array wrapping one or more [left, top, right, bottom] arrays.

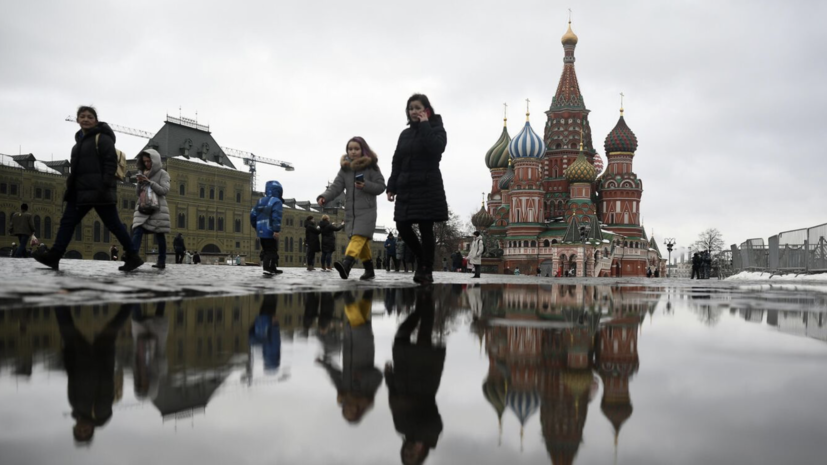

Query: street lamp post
[[664, 238, 676, 278]]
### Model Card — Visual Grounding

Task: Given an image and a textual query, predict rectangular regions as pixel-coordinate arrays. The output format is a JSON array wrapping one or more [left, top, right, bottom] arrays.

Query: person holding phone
[[317, 137, 386, 280], [386, 94, 448, 285], [131, 149, 171, 269]]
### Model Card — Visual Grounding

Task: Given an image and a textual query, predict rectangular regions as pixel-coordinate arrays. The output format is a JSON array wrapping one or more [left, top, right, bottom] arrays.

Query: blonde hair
[[322, 214, 330, 221]]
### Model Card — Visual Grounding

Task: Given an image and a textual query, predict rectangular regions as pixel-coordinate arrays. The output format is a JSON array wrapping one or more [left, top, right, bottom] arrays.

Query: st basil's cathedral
[[474, 20, 665, 277]]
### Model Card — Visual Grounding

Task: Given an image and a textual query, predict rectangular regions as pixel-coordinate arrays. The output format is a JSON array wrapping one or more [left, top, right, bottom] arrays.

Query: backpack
[[95, 134, 128, 181]]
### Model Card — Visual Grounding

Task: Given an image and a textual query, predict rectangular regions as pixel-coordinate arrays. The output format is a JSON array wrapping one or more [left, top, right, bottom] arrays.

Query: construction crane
[[63, 116, 295, 190]]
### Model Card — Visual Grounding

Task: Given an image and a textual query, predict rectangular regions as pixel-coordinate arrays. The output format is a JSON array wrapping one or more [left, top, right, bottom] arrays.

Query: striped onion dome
[[498, 161, 515, 189], [593, 152, 604, 175], [604, 111, 638, 154], [565, 150, 596, 183], [472, 205, 495, 229], [506, 389, 541, 426], [508, 121, 546, 159], [485, 125, 511, 169]]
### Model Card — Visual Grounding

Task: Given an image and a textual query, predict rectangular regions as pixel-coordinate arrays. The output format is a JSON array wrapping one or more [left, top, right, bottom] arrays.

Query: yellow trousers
[[345, 235, 372, 262], [344, 297, 371, 327]]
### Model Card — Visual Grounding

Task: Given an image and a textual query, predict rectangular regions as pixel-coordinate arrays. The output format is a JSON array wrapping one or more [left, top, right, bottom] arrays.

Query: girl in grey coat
[[317, 137, 386, 280], [131, 149, 171, 268]]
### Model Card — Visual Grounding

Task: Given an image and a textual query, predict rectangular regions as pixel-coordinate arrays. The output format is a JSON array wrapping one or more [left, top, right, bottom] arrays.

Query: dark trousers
[[260, 238, 279, 271], [396, 221, 435, 270], [691, 266, 699, 279], [174, 249, 185, 264], [131, 226, 166, 265], [306, 250, 316, 268], [320, 251, 333, 267], [54, 201, 135, 255], [14, 234, 29, 257], [386, 255, 398, 271]]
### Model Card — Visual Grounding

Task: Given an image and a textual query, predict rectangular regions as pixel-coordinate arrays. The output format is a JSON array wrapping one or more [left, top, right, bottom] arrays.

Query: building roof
[[145, 118, 238, 169]]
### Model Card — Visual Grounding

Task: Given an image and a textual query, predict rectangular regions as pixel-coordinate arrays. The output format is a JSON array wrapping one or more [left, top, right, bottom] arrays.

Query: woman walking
[[468, 231, 483, 278], [386, 94, 448, 284], [305, 216, 321, 271], [318, 214, 344, 272], [34, 106, 142, 271], [131, 149, 171, 269], [317, 137, 386, 280]]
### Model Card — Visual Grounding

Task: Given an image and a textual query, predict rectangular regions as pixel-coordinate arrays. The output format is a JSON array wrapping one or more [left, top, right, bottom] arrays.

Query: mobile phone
[[355, 173, 365, 183], [424, 108, 432, 117]]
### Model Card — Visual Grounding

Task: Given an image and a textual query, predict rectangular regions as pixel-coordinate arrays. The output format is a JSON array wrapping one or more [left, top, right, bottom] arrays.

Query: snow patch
[[33, 161, 61, 175], [172, 156, 238, 171], [726, 271, 827, 282], [0, 154, 24, 169]]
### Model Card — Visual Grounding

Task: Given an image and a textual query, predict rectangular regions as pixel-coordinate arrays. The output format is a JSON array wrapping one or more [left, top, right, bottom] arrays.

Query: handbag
[[138, 184, 160, 214]]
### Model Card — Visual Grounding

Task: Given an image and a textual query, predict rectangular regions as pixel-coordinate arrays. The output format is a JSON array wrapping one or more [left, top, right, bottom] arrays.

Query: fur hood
[[339, 153, 379, 172]]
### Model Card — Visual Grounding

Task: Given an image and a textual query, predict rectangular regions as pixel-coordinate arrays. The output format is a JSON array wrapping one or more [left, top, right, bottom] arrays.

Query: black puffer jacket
[[65, 123, 119, 205], [318, 219, 344, 253], [387, 115, 448, 222], [305, 220, 321, 253]]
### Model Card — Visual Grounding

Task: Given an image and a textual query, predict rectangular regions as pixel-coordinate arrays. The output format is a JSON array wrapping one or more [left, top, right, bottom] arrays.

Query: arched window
[[198, 216, 206, 230], [209, 188, 215, 200], [178, 213, 186, 228], [200, 187, 205, 198], [552, 239, 558, 244], [208, 216, 215, 230], [34, 215, 41, 238], [530, 240, 536, 247], [553, 166, 558, 177], [523, 240, 528, 247], [93, 252, 110, 261], [555, 143, 562, 149], [219, 190, 224, 201], [179, 184, 185, 195], [234, 219, 241, 233], [44, 216, 52, 239], [217, 217, 224, 231], [202, 244, 221, 254], [543, 239, 550, 247], [94, 221, 101, 242]]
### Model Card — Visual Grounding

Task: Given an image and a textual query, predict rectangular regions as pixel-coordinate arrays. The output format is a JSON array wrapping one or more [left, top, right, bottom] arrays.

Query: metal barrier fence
[[731, 222, 827, 274]]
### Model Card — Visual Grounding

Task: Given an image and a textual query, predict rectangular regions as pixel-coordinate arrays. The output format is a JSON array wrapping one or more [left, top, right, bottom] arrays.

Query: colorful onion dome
[[561, 21, 578, 46], [604, 111, 638, 154], [592, 152, 604, 175], [506, 389, 541, 427], [485, 124, 511, 169], [565, 149, 596, 183], [472, 205, 495, 229], [498, 160, 515, 189], [508, 120, 546, 159]]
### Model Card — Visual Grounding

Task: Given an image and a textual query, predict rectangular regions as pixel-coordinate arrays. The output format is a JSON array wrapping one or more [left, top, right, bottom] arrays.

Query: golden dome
[[561, 21, 578, 46]]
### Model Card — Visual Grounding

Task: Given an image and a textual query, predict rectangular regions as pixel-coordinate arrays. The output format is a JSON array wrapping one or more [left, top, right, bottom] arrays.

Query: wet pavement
[[1, 272, 827, 464]]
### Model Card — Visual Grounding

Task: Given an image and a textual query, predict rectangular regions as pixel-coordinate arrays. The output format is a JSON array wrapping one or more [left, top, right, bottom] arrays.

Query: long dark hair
[[76, 105, 98, 121], [406, 93, 434, 124]]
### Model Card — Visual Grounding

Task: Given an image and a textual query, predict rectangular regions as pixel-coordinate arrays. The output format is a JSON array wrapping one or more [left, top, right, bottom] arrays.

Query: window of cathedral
[[209, 188, 215, 200], [200, 187, 205, 198], [0, 183, 6, 194]]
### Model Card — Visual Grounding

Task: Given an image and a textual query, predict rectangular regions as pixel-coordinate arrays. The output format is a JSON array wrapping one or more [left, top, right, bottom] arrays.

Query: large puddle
[[1, 284, 826, 465]]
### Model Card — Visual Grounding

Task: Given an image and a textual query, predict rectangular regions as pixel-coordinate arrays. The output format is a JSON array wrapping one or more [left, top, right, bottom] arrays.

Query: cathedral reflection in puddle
[[1, 284, 826, 465]]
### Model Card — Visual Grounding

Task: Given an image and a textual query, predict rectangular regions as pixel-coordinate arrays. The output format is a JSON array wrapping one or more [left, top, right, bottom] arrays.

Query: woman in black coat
[[305, 216, 321, 271], [318, 214, 344, 272], [34, 106, 142, 272], [387, 94, 448, 285]]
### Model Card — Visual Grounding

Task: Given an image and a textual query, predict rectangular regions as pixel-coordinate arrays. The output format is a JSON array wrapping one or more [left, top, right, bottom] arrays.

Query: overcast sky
[[1, 0, 825, 256]]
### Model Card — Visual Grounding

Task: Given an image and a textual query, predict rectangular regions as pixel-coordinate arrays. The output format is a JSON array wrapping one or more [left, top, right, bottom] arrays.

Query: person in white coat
[[468, 231, 484, 279], [131, 149, 170, 269]]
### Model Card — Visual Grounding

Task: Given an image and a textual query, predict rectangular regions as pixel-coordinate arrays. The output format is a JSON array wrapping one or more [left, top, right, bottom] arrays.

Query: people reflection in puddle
[[55, 304, 131, 446], [131, 302, 169, 401], [317, 290, 382, 424], [385, 289, 446, 465], [249, 294, 282, 374]]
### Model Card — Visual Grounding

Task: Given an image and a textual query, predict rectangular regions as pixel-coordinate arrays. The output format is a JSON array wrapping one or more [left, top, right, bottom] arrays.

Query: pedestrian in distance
[[384, 232, 398, 272], [376, 254, 383, 271], [317, 137, 386, 281], [251, 180, 284, 275], [9, 203, 35, 258], [173, 233, 186, 264], [110, 245, 118, 261], [441, 256, 448, 272], [305, 215, 321, 271], [318, 214, 344, 272], [387, 94, 448, 285], [192, 251, 201, 264], [451, 250, 462, 272], [468, 231, 484, 278], [397, 237, 408, 272], [691, 252, 700, 279], [131, 149, 170, 269], [34, 106, 143, 272]]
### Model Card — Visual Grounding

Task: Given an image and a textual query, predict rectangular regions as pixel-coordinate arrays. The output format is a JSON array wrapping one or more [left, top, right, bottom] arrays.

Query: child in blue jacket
[[250, 181, 284, 275]]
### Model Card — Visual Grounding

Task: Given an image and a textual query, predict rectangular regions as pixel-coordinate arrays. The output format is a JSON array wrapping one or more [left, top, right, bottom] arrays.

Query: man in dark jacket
[[9, 203, 35, 258], [384, 233, 398, 272], [305, 216, 321, 271], [318, 215, 344, 272], [173, 233, 186, 264], [691, 252, 701, 279], [193, 251, 201, 264], [33, 107, 142, 272], [56, 304, 131, 445]]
